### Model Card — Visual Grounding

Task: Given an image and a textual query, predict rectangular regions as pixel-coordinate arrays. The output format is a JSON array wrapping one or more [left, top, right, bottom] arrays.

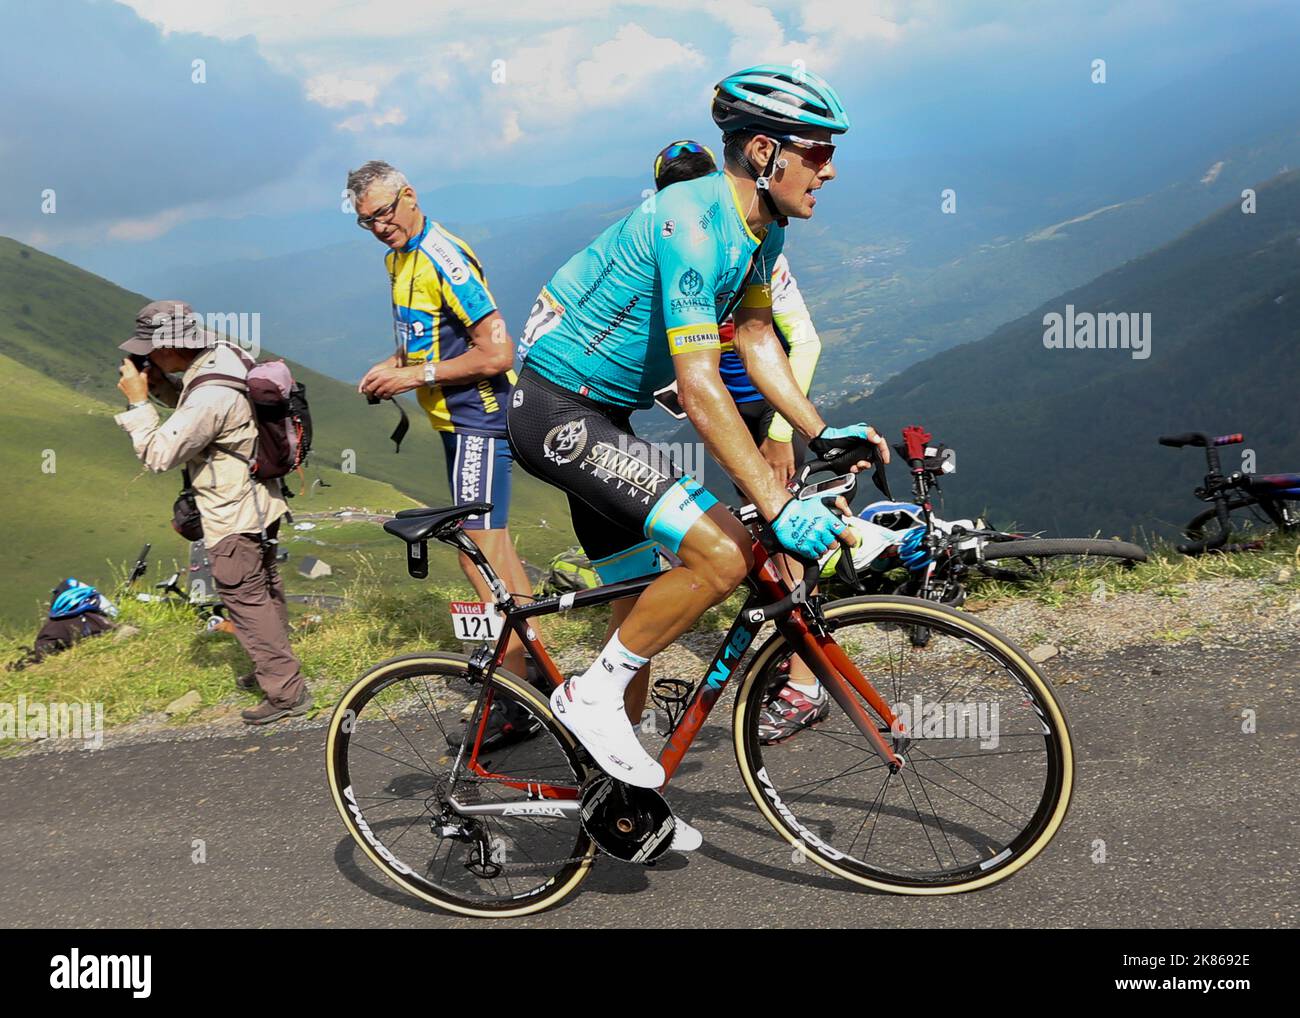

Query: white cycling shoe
[[550, 676, 665, 789], [670, 816, 702, 852]]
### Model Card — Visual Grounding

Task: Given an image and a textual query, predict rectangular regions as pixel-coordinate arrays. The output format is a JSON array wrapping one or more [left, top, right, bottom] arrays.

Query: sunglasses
[[654, 140, 717, 180], [770, 134, 836, 169], [356, 188, 408, 230]]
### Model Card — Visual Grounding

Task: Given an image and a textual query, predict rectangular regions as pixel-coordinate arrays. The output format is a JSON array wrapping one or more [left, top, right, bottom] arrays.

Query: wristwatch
[[423, 361, 437, 386], [127, 399, 150, 410]]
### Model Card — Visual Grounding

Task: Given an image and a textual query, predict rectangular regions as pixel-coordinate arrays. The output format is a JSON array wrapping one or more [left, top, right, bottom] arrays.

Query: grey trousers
[[209, 520, 306, 707]]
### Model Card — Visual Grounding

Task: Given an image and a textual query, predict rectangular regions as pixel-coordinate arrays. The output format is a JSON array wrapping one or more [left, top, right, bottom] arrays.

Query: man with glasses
[[348, 160, 539, 748], [509, 66, 887, 848]]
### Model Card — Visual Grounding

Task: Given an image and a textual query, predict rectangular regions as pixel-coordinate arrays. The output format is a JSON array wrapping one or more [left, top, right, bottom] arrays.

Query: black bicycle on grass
[[325, 440, 1074, 918], [1160, 430, 1300, 554]]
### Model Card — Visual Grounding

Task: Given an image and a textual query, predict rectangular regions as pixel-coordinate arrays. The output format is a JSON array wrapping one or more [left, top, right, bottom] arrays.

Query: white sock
[[789, 678, 823, 697], [578, 629, 648, 703]]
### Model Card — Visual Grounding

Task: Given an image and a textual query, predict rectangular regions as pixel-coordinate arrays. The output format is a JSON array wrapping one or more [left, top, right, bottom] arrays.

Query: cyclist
[[652, 139, 832, 744], [508, 67, 888, 832], [348, 160, 540, 748]]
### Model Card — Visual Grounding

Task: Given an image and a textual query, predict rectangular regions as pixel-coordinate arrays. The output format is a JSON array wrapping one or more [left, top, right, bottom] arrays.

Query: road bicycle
[[325, 442, 1075, 917], [835, 426, 1147, 610], [1159, 430, 1300, 554]]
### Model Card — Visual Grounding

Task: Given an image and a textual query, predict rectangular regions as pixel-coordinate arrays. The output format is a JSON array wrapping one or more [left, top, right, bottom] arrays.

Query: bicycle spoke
[[333, 659, 589, 912], [745, 601, 1069, 888]]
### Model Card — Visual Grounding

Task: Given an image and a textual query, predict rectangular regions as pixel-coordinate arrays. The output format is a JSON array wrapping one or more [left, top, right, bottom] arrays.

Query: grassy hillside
[[0, 238, 577, 626], [0, 349, 434, 622], [820, 169, 1300, 538]]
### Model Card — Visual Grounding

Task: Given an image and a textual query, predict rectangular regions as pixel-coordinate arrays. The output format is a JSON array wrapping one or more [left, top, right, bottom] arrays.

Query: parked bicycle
[[833, 426, 1147, 611], [1160, 430, 1300, 555], [325, 443, 1074, 917]]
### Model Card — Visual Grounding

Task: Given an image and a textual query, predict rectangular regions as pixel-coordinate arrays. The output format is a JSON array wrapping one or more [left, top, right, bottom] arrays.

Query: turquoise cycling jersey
[[519, 171, 785, 408]]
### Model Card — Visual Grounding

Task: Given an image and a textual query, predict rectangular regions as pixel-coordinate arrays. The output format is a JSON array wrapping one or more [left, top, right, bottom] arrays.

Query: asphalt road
[[1, 634, 1296, 928]]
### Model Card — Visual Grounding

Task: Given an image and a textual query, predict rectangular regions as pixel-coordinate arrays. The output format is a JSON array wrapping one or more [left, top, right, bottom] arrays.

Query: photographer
[[115, 300, 310, 726]]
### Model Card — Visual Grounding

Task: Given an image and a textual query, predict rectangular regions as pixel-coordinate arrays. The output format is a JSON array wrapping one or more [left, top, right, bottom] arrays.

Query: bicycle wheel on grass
[[1183, 497, 1295, 546], [733, 595, 1073, 893], [976, 536, 1146, 582], [326, 652, 595, 917]]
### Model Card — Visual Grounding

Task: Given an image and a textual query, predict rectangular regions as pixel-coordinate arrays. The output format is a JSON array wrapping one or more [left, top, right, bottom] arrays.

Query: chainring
[[579, 775, 674, 864]]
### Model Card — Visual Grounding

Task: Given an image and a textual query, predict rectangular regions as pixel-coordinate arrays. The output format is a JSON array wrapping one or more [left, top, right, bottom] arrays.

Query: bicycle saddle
[[383, 502, 493, 543]]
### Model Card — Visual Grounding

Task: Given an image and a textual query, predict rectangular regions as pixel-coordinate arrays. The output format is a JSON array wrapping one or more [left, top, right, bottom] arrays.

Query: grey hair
[[345, 160, 410, 203]]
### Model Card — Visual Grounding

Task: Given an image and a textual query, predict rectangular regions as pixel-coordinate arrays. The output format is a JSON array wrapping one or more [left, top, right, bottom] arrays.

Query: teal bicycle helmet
[[711, 64, 850, 137]]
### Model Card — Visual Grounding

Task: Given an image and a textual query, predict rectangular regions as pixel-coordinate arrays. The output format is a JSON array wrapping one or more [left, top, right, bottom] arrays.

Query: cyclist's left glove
[[809, 423, 875, 459]]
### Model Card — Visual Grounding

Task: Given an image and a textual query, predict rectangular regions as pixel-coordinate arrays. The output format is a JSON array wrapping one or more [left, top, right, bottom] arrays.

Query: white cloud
[[307, 73, 380, 108], [577, 24, 705, 102], [707, 0, 904, 73], [799, 1, 903, 43], [106, 207, 192, 241], [501, 109, 523, 145], [338, 106, 408, 132], [502, 23, 705, 124]]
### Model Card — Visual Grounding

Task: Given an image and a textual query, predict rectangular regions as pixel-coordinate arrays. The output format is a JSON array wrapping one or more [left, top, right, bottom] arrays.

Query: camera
[[128, 352, 151, 371]]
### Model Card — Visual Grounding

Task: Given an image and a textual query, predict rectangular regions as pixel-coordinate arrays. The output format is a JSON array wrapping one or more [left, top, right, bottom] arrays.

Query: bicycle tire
[[326, 652, 595, 917], [1183, 496, 1292, 544], [732, 595, 1073, 893], [980, 537, 1147, 565]]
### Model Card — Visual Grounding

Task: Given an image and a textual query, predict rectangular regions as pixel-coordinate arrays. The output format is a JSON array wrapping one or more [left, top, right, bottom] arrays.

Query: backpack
[[541, 548, 600, 595], [186, 350, 313, 483]]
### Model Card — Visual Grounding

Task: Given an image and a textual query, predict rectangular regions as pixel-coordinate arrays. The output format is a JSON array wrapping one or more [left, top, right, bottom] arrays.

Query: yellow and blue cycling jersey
[[385, 217, 514, 436], [519, 171, 785, 408]]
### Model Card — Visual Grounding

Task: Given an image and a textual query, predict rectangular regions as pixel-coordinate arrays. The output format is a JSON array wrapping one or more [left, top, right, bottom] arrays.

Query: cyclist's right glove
[[771, 497, 846, 559]]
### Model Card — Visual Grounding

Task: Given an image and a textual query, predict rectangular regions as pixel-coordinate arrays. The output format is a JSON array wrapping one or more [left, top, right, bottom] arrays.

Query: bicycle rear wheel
[[733, 596, 1073, 893], [326, 652, 594, 917]]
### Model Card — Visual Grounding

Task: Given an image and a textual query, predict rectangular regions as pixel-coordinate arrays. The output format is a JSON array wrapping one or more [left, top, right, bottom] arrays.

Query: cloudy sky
[[2, 0, 1296, 269]]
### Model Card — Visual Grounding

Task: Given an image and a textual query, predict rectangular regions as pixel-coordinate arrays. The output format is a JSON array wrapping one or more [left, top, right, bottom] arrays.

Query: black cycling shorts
[[507, 368, 719, 583], [734, 398, 810, 499]]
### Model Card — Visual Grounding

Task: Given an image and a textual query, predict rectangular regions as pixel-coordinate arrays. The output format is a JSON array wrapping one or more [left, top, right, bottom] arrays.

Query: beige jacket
[[115, 343, 288, 546]]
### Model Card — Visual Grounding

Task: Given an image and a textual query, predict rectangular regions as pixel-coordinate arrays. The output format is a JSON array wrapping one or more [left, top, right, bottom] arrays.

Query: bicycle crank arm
[[447, 796, 581, 819]]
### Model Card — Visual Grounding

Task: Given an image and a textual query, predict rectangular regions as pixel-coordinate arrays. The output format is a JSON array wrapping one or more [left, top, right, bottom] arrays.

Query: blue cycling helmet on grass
[[49, 579, 103, 620]]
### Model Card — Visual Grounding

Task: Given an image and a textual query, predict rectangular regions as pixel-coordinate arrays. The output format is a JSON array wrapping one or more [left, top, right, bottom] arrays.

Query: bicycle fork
[[777, 611, 907, 773]]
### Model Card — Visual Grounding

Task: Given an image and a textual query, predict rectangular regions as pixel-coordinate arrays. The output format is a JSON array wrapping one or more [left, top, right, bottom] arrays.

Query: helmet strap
[[736, 137, 786, 222]]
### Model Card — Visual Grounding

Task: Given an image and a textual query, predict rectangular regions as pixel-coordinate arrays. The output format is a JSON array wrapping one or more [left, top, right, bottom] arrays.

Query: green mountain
[[822, 169, 1300, 538], [0, 238, 574, 625]]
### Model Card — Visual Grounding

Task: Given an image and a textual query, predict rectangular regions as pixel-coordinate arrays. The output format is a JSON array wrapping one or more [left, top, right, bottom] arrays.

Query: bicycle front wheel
[[1183, 497, 1293, 545], [733, 596, 1073, 893], [326, 652, 595, 917]]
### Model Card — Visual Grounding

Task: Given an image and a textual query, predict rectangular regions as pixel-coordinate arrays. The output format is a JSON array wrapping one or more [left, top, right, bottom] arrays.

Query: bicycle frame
[[1162, 430, 1300, 553], [442, 526, 905, 803]]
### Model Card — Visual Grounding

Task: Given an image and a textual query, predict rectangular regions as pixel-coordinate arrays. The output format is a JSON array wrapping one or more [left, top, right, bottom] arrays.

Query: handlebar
[[747, 438, 885, 623], [745, 554, 821, 624], [1158, 432, 1244, 448]]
